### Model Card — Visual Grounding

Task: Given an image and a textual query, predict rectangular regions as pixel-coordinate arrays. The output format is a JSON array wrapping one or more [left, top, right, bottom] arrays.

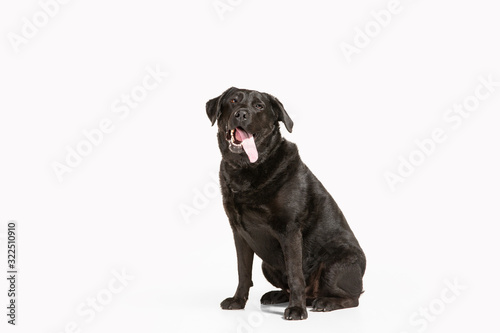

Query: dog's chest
[[224, 197, 286, 264], [228, 198, 273, 230]]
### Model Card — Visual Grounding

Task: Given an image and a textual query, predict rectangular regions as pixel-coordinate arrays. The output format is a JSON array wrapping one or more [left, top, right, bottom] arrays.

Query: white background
[[1, 0, 499, 332]]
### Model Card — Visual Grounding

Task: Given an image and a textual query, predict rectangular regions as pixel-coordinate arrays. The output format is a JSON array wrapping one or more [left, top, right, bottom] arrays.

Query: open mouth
[[225, 127, 259, 163], [226, 128, 245, 146]]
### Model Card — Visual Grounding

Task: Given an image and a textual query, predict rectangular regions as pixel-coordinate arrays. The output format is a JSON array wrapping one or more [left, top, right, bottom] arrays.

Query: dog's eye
[[255, 104, 264, 110], [230, 99, 238, 103]]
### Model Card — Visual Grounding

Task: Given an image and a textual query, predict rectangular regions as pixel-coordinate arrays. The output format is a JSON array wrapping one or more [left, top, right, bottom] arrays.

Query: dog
[[206, 87, 366, 320]]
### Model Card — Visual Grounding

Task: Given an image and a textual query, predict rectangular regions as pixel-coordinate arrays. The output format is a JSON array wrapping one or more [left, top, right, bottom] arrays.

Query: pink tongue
[[235, 128, 258, 163]]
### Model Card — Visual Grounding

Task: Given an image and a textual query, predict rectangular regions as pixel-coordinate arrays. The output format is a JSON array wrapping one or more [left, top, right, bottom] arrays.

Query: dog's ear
[[267, 93, 293, 133], [206, 87, 237, 126], [206, 97, 219, 126]]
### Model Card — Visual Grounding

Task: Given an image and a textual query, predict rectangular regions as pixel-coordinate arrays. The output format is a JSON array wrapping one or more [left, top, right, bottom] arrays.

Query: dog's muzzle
[[225, 126, 258, 163]]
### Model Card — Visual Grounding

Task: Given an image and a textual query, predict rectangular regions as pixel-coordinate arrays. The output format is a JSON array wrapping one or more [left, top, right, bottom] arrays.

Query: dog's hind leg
[[260, 262, 290, 305], [312, 247, 365, 312]]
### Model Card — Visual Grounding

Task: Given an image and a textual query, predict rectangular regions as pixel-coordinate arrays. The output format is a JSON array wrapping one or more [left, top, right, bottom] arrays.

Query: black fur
[[206, 87, 365, 320]]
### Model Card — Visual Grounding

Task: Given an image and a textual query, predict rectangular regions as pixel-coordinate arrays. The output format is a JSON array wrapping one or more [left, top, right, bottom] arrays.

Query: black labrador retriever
[[206, 87, 366, 320]]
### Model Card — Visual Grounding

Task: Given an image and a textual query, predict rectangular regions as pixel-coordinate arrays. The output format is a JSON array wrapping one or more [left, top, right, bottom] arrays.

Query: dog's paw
[[311, 297, 337, 312], [284, 306, 308, 320], [260, 290, 289, 305], [220, 297, 246, 310], [311, 297, 359, 312]]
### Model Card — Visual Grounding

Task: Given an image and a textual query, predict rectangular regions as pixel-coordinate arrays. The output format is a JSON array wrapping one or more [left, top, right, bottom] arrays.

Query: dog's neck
[[220, 136, 301, 195]]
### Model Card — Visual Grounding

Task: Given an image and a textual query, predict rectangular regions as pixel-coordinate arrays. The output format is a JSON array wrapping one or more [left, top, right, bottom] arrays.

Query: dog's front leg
[[221, 232, 254, 310], [281, 231, 308, 320]]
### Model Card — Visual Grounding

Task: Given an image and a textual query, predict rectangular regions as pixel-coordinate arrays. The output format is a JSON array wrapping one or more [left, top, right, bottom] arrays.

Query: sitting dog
[[206, 87, 366, 320]]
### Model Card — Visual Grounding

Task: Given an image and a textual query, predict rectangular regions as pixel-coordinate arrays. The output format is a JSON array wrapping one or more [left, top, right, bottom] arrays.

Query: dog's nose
[[234, 109, 248, 121]]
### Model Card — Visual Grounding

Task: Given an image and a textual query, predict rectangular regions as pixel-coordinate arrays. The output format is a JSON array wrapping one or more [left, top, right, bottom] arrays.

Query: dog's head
[[206, 87, 293, 165]]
